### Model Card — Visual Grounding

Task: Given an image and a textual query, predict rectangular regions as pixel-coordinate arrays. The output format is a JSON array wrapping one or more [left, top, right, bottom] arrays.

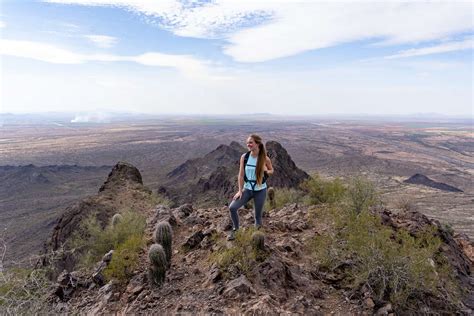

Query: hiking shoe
[[227, 230, 237, 241]]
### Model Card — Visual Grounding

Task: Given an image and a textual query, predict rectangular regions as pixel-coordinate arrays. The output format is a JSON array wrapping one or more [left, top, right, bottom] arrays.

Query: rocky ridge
[[41, 161, 473, 315], [161, 140, 309, 206]]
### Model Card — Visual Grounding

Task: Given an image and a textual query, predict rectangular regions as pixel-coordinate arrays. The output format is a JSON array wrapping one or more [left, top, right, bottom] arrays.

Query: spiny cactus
[[148, 244, 168, 286], [154, 221, 173, 267], [111, 213, 123, 227], [251, 231, 265, 251], [267, 187, 276, 209]]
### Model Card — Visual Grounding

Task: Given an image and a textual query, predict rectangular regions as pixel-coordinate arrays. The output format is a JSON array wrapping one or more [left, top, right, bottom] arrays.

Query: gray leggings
[[229, 188, 267, 230]]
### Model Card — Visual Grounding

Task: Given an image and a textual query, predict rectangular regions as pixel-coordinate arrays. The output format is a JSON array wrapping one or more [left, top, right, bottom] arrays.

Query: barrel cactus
[[148, 244, 168, 286], [251, 231, 265, 252], [154, 221, 173, 267], [267, 187, 276, 209], [111, 213, 123, 227]]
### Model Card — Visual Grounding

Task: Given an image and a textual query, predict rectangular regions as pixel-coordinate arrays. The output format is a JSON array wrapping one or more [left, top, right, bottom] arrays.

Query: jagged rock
[[154, 205, 177, 226], [92, 251, 113, 286], [265, 141, 310, 188], [243, 295, 282, 315], [40, 162, 151, 279], [375, 303, 393, 315], [54, 270, 77, 301], [183, 230, 204, 249], [99, 161, 143, 193], [364, 297, 375, 309], [175, 203, 194, 219], [207, 264, 222, 284], [222, 275, 256, 299]]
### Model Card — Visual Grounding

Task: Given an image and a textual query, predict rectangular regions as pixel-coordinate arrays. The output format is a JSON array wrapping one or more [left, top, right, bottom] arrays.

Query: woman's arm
[[265, 156, 274, 176]]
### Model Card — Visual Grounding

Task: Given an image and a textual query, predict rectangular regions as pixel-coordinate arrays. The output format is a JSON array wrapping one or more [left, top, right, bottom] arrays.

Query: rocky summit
[[7, 143, 473, 315]]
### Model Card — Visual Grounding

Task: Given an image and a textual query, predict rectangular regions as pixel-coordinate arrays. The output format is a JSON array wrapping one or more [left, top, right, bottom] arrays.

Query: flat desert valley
[[0, 114, 472, 264]]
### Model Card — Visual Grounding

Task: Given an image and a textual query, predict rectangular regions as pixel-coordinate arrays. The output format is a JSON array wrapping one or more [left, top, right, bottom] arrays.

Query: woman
[[228, 134, 274, 240]]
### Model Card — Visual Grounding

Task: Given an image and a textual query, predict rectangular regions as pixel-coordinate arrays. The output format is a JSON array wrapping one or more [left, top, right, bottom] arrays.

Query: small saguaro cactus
[[111, 213, 123, 227], [148, 244, 168, 286], [251, 231, 265, 252], [154, 221, 173, 267], [267, 187, 276, 209]]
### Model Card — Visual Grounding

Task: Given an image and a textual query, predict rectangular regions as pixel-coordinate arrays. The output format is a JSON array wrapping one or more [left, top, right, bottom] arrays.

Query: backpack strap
[[243, 151, 267, 191]]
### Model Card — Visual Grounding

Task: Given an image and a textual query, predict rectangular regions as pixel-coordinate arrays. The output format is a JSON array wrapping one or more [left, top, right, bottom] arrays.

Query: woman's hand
[[233, 190, 242, 200]]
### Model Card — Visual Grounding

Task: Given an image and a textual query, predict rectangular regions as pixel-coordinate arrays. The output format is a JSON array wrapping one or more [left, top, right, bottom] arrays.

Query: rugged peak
[[229, 141, 245, 152], [99, 161, 143, 193], [265, 141, 309, 188], [162, 140, 309, 206]]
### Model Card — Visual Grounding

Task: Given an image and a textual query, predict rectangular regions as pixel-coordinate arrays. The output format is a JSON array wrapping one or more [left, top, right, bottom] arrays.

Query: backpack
[[243, 151, 268, 190]]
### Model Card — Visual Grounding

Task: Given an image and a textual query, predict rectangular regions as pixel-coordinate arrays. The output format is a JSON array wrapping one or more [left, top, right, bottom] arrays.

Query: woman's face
[[246, 137, 257, 151]]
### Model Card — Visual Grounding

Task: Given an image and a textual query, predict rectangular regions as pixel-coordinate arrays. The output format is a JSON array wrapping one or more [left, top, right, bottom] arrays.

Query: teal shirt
[[243, 154, 267, 191]]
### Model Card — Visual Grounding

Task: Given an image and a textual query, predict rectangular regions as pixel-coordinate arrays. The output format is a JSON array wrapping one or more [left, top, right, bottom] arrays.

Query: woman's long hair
[[249, 134, 267, 185]]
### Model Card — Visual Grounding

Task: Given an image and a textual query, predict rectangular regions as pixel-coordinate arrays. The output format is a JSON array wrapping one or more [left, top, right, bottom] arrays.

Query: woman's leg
[[253, 188, 267, 228], [229, 189, 253, 230]]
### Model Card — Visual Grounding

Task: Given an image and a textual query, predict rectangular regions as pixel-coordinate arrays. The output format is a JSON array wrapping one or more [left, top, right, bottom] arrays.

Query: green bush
[[300, 174, 346, 205], [0, 268, 51, 313], [309, 205, 460, 312], [104, 234, 144, 283], [265, 187, 304, 210], [346, 176, 378, 213], [70, 211, 146, 270], [210, 227, 267, 278]]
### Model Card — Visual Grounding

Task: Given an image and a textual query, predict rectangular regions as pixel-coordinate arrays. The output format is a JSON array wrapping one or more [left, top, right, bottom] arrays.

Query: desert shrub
[[300, 174, 346, 205], [265, 187, 304, 210], [70, 211, 146, 269], [103, 234, 144, 283], [346, 176, 378, 213], [150, 193, 173, 208], [394, 196, 415, 212], [0, 267, 51, 314], [210, 227, 267, 278], [309, 205, 460, 312]]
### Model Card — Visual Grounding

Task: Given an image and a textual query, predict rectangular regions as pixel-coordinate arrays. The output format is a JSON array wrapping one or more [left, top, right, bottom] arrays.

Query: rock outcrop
[[161, 141, 309, 206], [40, 162, 153, 278]]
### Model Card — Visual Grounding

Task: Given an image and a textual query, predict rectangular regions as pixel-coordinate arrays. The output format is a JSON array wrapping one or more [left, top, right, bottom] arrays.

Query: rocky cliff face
[[161, 141, 309, 206], [40, 162, 154, 278]]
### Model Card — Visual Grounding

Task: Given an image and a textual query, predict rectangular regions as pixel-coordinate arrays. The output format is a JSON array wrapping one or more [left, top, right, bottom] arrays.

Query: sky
[[0, 0, 473, 116]]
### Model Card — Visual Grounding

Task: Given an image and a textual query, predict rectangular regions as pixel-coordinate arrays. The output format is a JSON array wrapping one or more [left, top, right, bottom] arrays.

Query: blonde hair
[[248, 134, 267, 185]]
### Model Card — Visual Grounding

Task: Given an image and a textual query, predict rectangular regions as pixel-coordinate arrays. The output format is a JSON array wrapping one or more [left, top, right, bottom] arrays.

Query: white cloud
[[43, 1, 473, 62], [0, 21, 5, 28], [0, 39, 218, 79], [84, 34, 118, 48], [384, 38, 474, 59]]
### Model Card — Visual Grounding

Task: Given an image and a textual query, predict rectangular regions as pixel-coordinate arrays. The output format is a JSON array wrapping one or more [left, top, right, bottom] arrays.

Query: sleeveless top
[[243, 154, 267, 191]]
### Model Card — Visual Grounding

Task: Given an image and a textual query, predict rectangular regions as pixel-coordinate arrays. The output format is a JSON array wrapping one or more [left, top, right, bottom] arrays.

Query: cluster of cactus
[[111, 213, 123, 227], [149, 220, 173, 286], [154, 221, 173, 268], [148, 244, 167, 286], [251, 231, 265, 252]]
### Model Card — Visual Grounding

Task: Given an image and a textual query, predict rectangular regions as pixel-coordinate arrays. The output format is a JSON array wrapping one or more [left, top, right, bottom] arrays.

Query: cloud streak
[[0, 39, 217, 79], [84, 34, 118, 48], [43, 1, 473, 62], [384, 38, 473, 59]]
